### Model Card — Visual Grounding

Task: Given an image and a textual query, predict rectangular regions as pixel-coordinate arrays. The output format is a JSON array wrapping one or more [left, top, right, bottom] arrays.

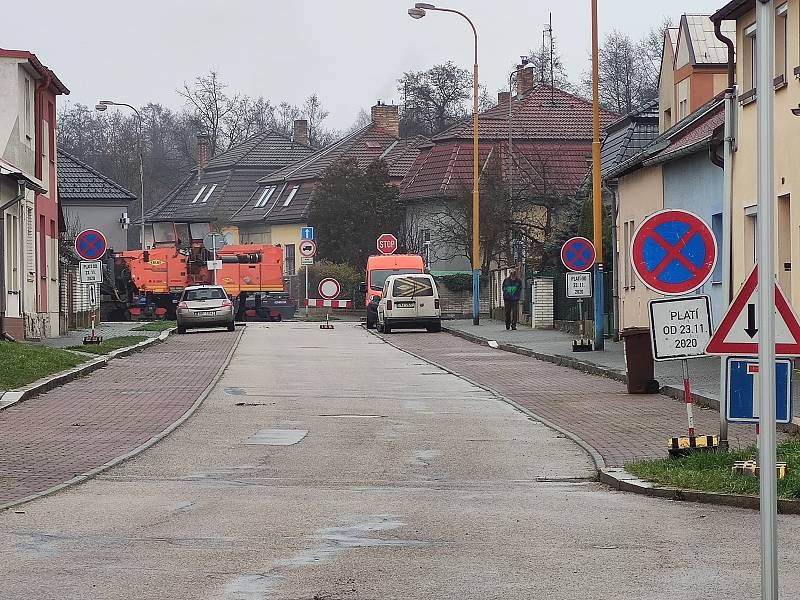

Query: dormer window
[[191, 185, 207, 203], [283, 185, 300, 207], [200, 184, 217, 203], [255, 186, 276, 208]]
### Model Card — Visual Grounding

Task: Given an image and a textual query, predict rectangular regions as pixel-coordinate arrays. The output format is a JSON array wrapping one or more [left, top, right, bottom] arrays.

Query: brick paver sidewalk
[[383, 331, 761, 467], [0, 330, 237, 506]]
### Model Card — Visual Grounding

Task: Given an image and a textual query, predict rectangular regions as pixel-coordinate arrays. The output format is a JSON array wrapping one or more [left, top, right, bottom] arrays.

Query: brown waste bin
[[620, 327, 659, 394]]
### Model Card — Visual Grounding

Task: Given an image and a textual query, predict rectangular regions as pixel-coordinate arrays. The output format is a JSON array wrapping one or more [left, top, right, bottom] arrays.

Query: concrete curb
[[599, 467, 800, 514], [0, 325, 244, 512], [377, 327, 800, 514], [443, 326, 800, 433], [0, 328, 175, 412]]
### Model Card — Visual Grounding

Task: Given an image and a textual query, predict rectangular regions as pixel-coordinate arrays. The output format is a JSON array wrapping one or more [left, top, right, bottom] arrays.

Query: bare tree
[[177, 71, 235, 155], [582, 21, 671, 114], [398, 61, 472, 137]]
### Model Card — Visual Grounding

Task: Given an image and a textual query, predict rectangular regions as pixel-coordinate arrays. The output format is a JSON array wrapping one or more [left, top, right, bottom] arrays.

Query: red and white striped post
[[682, 359, 695, 438]]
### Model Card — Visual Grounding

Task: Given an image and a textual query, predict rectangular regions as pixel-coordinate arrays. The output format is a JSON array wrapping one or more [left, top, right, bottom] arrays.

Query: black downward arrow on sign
[[745, 303, 759, 338]]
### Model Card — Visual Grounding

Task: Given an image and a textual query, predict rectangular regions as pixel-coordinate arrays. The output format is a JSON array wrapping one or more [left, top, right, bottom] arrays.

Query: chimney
[[293, 119, 309, 146], [196, 133, 211, 170], [497, 91, 511, 105], [516, 66, 535, 98], [371, 101, 399, 138]]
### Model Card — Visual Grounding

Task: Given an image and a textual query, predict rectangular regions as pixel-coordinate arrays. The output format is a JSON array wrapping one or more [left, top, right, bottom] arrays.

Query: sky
[[8, 0, 726, 131]]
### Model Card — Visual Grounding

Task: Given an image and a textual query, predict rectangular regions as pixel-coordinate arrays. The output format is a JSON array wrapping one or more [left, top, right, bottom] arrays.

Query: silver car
[[176, 285, 235, 333]]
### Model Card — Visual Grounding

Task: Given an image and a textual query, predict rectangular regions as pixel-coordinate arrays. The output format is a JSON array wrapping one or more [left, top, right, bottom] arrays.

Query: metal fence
[[532, 267, 614, 327]]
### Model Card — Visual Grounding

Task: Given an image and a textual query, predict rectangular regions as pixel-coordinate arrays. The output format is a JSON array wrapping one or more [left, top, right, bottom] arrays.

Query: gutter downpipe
[[714, 18, 736, 452], [0, 181, 27, 340], [606, 181, 620, 341]]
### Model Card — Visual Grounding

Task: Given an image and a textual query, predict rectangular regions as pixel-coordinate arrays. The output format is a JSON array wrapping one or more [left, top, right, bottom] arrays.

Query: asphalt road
[[1, 323, 800, 599]]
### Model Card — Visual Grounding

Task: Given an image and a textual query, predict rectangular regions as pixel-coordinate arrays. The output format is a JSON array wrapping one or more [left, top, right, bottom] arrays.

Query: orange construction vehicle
[[108, 221, 287, 320]]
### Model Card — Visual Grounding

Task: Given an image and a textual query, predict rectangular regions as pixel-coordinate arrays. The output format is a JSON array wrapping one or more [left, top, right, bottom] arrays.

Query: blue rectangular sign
[[301, 227, 314, 241], [725, 357, 793, 424]]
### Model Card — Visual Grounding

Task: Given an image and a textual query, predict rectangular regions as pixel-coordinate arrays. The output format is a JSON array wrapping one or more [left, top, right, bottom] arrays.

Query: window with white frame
[[283, 185, 300, 207], [776, 3, 788, 82], [191, 185, 207, 204], [200, 184, 217, 203], [24, 77, 32, 137], [746, 23, 757, 90], [255, 186, 276, 208]]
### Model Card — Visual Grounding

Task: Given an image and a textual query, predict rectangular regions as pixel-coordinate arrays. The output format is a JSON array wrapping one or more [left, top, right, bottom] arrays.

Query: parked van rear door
[[392, 275, 435, 319]]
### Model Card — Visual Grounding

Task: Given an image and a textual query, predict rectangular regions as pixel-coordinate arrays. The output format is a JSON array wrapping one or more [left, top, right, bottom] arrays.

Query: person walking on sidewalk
[[502, 270, 523, 330]]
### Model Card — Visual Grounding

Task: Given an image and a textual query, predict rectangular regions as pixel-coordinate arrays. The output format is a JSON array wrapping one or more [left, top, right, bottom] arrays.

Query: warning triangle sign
[[705, 265, 800, 356]]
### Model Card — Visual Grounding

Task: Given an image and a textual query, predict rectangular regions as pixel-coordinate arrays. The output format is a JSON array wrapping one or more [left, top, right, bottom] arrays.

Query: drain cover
[[244, 429, 308, 446]]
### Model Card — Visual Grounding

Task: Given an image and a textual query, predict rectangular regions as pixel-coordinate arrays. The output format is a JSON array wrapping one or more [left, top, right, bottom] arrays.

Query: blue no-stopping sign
[[631, 209, 717, 295], [561, 237, 596, 272]]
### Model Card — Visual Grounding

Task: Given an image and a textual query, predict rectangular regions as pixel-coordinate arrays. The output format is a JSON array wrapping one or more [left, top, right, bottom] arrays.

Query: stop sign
[[376, 233, 398, 255]]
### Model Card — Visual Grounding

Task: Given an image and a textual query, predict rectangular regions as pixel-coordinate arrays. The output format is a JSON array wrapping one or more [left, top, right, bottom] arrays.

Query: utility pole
[[590, 0, 605, 350]]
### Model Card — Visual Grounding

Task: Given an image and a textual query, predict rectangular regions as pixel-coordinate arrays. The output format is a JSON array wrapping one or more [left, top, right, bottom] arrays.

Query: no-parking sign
[[561, 237, 595, 272], [630, 209, 717, 296]]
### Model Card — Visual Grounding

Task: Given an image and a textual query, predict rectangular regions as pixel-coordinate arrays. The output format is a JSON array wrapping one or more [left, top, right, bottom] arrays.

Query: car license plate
[[396, 302, 414, 308], [194, 310, 216, 316]]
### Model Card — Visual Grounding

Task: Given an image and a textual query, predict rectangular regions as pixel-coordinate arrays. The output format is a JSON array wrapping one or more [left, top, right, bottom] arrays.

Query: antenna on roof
[[544, 12, 555, 104]]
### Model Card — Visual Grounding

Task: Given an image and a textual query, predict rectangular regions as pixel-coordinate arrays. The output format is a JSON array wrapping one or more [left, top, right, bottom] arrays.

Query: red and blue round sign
[[74, 229, 108, 260], [561, 237, 596, 272], [630, 209, 717, 296]]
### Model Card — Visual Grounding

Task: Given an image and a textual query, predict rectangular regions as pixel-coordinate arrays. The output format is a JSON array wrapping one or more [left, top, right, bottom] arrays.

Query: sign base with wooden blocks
[[732, 460, 788, 480], [572, 338, 592, 352], [667, 435, 719, 457]]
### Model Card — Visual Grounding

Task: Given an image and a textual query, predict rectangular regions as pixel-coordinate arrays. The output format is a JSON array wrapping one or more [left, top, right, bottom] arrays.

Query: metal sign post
[[202, 233, 227, 285], [756, 1, 778, 596], [305, 265, 309, 318], [649, 296, 712, 440], [212, 236, 218, 284]]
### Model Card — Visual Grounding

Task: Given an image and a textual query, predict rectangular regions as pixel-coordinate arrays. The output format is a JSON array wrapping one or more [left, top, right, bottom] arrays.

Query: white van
[[377, 273, 441, 333]]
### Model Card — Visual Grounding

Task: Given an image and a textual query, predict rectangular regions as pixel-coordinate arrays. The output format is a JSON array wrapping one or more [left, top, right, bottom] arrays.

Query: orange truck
[[110, 222, 285, 320], [362, 254, 425, 329]]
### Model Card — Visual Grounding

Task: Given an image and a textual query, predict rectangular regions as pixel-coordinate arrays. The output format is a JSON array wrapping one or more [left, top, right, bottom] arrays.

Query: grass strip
[[66, 335, 149, 355], [626, 440, 800, 499], [131, 321, 176, 332], [0, 342, 87, 390]]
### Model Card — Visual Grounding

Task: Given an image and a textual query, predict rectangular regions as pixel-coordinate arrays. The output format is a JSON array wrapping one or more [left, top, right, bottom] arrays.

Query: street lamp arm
[[428, 7, 477, 63]]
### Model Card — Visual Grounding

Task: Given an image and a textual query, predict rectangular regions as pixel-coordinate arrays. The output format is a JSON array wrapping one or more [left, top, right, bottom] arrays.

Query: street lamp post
[[409, 2, 481, 325], [95, 100, 146, 252]]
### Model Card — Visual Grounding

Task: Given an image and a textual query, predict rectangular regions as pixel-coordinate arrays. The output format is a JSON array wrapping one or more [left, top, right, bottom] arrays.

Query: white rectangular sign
[[301, 256, 314, 266], [566, 272, 592, 298], [649, 295, 712, 361], [206, 260, 223, 270], [79, 261, 102, 284], [88, 283, 99, 308]]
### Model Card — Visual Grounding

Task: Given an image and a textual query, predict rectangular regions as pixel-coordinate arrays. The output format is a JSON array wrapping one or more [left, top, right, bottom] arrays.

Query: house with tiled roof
[[144, 122, 314, 249], [608, 12, 736, 332], [0, 48, 68, 340], [58, 150, 136, 252], [230, 102, 428, 276], [658, 14, 735, 132], [56, 149, 135, 328], [611, 100, 728, 332], [400, 66, 618, 274], [600, 100, 660, 178]]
